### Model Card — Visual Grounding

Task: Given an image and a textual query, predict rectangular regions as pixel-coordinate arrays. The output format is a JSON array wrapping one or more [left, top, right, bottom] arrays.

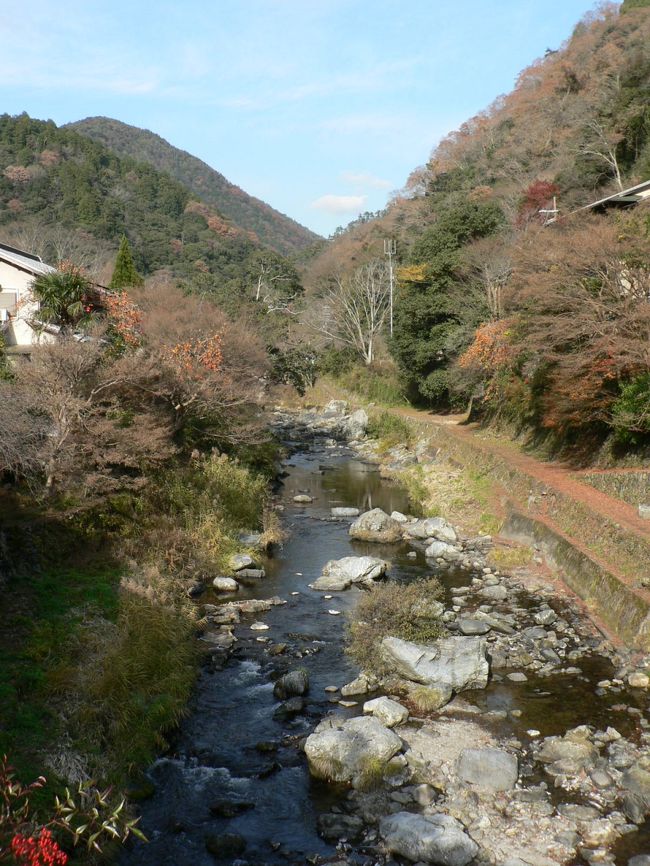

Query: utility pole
[[384, 238, 396, 335]]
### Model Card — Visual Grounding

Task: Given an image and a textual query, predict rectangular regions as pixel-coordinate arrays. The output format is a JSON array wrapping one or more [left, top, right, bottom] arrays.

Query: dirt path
[[389, 406, 650, 542]]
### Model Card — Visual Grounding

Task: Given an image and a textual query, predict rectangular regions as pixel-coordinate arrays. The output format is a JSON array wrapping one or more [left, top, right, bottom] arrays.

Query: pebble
[[325, 686, 338, 693], [527, 729, 541, 737], [338, 700, 358, 708], [507, 672, 528, 682], [628, 671, 650, 689], [250, 622, 269, 631], [328, 610, 341, 616]]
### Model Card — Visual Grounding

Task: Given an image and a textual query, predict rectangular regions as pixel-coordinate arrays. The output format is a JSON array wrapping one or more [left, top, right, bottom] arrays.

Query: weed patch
[[348, 578, 444, 676]]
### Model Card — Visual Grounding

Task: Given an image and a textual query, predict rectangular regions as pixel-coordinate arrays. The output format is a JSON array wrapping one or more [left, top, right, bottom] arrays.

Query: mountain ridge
[[66, 116, 320, 256]]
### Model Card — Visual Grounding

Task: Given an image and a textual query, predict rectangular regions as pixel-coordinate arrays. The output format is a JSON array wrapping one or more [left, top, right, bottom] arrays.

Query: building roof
[[576, 178, 650, 213], [0, 241, 56, 276]]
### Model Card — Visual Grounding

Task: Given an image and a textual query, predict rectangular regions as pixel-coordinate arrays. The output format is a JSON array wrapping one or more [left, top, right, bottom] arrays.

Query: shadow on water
[[121, 443, 650, 866]]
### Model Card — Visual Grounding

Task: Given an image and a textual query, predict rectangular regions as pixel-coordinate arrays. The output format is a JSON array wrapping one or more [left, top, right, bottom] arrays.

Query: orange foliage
[[168, 334, 223, 377], [105, 291, 143, 347], [458, 319, 517, 399]]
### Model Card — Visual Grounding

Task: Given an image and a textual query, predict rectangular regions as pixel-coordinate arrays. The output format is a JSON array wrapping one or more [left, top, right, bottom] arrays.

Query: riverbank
[[0, 447, 281, 839]]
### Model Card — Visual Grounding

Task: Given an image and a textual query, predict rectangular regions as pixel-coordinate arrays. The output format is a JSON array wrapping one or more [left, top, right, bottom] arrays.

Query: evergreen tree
[[621, 0, 650, 11], [109, 236, 144, 289]]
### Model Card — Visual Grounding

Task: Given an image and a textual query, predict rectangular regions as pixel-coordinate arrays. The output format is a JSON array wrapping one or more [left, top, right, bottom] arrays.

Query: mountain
[[0, 112, 270, 285], [303, 2, 650, 436], [67, 116, 320, 256]]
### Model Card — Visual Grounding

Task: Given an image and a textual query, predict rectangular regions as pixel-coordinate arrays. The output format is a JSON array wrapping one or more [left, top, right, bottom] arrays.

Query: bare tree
[[311, 260, 390, 365], [463, 236, 512, 319], [578, 119, 625, 190]]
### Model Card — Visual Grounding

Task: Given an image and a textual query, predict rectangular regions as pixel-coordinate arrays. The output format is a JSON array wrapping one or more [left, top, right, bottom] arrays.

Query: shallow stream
[[121, 442, 649, 866]]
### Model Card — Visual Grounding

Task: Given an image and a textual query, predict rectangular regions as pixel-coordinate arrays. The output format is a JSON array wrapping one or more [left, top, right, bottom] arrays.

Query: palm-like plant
[[31, 266, 92, 331]]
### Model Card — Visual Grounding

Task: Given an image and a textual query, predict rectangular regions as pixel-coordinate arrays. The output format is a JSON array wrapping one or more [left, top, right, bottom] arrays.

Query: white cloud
[[310, 194, 367, 214], [341, 171, 393, 190]]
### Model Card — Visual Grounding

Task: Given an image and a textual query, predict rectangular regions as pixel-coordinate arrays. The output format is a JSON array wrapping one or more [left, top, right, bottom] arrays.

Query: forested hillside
[[306, 2, 650, 452], [67, 116, 320, 256]]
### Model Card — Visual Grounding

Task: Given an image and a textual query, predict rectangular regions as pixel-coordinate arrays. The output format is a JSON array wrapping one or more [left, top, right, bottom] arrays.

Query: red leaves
[[11, 831, 68, 866]]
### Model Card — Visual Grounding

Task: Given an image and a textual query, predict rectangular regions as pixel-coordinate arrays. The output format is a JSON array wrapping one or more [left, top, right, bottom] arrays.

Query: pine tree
[[109, 236, 144, 289]]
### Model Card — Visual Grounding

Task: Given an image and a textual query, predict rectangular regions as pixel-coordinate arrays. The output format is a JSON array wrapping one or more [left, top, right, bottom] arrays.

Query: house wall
[[0, 261, 51, 346]]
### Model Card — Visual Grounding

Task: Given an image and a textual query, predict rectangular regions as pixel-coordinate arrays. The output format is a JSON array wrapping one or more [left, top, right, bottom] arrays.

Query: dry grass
[[488, 544, 534, 570]]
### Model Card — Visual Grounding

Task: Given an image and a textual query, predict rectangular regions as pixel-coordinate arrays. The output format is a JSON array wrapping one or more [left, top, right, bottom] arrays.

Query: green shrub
[[317, 346, 357, 377], [338, 363, 407, 406], [611, 373, 650, 445], [348, 578, 444, 675], [366, 411, 414, 449]]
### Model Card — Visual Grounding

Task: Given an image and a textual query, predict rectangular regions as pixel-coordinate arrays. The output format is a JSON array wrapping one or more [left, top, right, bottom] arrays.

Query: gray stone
[[404, 517, 458, 543], [304, 715, 402, 788], [472, 610, 516, 635], [342, 409, 369, 439], [341, 674, 371, 696], [425, 540, 462, 562], [534, 608, 558, 626], [628, 857, 650, 866], [380, 812, 478, 866], [363, 696, 409, 727], [457, 748, 518, 791], [349, 508, 403, 543], [212, 576, 239, 592], [273, 669, 309, 700], [236, 568, 265, 579], [381, 636, 489, 693], [317, 812, 364, 842], [457, 618, 491, 636], [293, 494, 314, 503], [312, 555, 388, 591], [638, 504, 650, 520], [621, 765, 650, 822], [230, 553, 254, 571], [479, 584, 508, 601], [507, 672, 528, 683], [391, 511, 409, 523], [331, 507, 360, 518]]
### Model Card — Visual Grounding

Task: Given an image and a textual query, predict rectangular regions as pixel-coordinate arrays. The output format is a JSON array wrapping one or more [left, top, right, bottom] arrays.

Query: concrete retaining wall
[[502, 509, 650, 650]]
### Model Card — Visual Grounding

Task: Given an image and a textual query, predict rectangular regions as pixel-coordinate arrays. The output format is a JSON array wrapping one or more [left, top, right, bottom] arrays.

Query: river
[[120, 438, 650, 866]]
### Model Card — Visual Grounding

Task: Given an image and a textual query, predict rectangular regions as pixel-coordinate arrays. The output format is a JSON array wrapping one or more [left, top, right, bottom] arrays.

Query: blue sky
[[0, 0, 601, 236]]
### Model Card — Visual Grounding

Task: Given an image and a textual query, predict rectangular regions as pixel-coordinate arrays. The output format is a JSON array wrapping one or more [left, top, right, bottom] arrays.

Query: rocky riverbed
[[121, 401, 650, 866]]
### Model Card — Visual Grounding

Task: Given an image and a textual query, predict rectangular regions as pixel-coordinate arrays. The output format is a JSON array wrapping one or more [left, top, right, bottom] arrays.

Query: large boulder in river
[[312, 555, 388, 591], [349, 508, 403, 544], [380, 812, 478, 866], [381, 636, 489, 693], [273, 669, 309, 700], [304, 715, 402, 788], [341, 409, 368, 440], [404, 517, 458, 544]]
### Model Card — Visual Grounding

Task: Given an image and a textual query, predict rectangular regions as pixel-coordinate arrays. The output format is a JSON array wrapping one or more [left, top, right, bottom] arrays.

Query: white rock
[[293, 494, 313, 503], [381, 636, 489, 694], [212, 576, 239, 592], [363, 696, 409, 727], [250, 622, 269, 631], [380, 812, 478, 866], [457, 747, 518, 790], [312, 555, 388, 591], [331, 507, 360, 517]]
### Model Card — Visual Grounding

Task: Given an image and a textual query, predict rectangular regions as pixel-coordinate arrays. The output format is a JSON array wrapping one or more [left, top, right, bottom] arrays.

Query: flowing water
[[121, 441, 650, 866]]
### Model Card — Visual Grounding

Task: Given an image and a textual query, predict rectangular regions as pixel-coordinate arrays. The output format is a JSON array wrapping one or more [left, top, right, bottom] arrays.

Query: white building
[[0, 242, 57, 352]]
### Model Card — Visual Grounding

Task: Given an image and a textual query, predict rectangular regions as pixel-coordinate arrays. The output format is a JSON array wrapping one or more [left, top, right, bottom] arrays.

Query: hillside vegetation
[[305, 2, 650, 457], [67, 116, 320, 256]]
